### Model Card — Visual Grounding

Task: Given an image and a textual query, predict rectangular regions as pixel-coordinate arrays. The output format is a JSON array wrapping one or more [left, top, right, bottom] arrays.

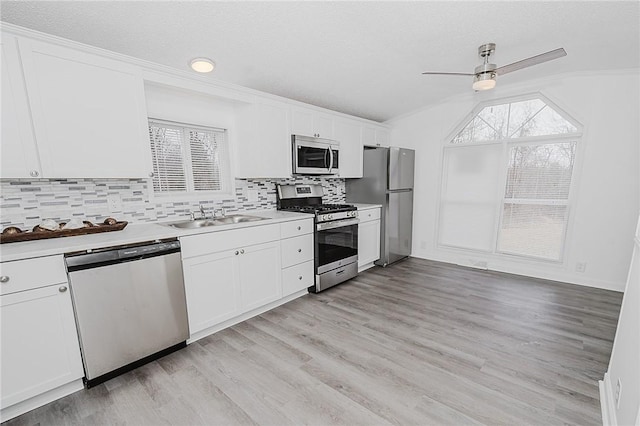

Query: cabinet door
[[235, 101, 291, 178], [0, 35, 41, 178], [19, 38, 152, 178], [358, 219, 381, 267], [361, 126, 376, 147], [291, 107, 334, 139], [238, 241, 282, 311], [313, 113, 334, 139], [291, 107, 314, 137], [0, 285, 83, 408], [182, 250, 240, 334], [375, 128, 390, 147], [334, 119, 363, 178]]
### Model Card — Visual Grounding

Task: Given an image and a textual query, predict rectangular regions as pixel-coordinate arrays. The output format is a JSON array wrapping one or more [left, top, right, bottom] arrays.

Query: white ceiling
[[2, 1, 639, 122]]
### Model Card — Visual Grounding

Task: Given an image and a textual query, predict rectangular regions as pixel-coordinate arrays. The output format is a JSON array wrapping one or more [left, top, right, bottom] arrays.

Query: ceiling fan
[[422, 43, 566, 91]]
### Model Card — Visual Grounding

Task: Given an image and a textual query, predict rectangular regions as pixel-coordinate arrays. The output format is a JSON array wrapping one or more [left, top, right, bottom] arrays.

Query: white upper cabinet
[[0, 35, 41, 179], [18, 37, 152, 178], [234, 100, 292, 178], [291, 106, 334, 139], [362, 125, 390, 147], [334, 118, 363, 178]]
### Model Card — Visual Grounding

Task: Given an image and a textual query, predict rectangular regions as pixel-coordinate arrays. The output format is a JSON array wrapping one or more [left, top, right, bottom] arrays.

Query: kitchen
[[1, 2, 639, 425]]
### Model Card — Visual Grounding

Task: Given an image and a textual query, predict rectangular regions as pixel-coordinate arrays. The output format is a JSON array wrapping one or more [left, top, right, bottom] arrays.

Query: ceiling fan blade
[[495, 48, 566, 76], [421, 71, 474, 76]]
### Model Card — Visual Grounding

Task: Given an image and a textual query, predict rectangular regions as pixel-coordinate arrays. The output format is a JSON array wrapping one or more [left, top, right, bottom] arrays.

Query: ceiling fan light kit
[[422, 43, 567, 92]]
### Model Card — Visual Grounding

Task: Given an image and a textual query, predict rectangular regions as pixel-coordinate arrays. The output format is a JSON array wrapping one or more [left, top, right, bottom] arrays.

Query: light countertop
[[352, 203, 382, 210], [0, 210, 313, 262]]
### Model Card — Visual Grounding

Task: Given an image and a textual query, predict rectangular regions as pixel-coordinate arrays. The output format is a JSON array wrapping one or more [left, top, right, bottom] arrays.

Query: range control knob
[[328, 214, 333, 220]]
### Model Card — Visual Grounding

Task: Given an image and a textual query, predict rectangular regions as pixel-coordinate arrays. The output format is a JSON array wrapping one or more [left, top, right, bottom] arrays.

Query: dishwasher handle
[[66, 240, 181, 271]]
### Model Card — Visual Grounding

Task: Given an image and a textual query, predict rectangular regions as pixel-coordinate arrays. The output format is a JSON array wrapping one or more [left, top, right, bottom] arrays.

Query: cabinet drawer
[[181, 223, 280, 259], [281, 219, 314, 239], [0, 255, 67, 296], [358, 207, 381, 223], [281, 234, 314, 268], [282, 260, 314, 296]]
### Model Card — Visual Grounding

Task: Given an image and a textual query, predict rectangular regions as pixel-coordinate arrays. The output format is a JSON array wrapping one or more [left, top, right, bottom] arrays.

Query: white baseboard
[[599, 372, 618, 426], [411, 253, 625, 292], [187, 289, 308, 344], [0, 379, 84, 422], [358, 262, 376, 273]]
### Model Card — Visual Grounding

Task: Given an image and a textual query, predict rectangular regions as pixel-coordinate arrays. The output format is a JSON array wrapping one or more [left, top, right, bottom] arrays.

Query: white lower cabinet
[[238, 241, 282, 311], [358, 207, 382, 270], [282, 260, 314, 295], [180, 218, 313, 341], [181, 238, 281, 337], [0, 256, 84, 421], [181, 250, 240, 333], [280, 219, 315, 296]]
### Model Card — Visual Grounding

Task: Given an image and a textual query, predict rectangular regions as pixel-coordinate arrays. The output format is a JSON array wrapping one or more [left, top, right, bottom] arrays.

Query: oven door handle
[[316, 218, 359, 231]]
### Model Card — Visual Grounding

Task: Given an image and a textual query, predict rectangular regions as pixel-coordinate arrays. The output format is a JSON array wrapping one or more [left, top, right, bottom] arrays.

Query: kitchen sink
[[166, 214, 267, 229]]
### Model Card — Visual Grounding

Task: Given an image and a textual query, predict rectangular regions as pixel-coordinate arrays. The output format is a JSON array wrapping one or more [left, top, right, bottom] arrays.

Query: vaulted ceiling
[[2, 1, 639, 122]]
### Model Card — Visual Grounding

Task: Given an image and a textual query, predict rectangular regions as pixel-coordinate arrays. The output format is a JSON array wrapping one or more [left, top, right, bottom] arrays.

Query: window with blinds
[[148, 119, 229, 195], [438, 95, 581, 262]]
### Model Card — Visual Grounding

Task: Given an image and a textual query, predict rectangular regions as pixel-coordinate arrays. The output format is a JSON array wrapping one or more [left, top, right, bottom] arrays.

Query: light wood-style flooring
[[4, 258, 623, 425]]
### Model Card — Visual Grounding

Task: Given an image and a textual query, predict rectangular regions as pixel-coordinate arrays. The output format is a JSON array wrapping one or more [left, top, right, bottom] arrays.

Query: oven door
[[316, 218, 358, 274]]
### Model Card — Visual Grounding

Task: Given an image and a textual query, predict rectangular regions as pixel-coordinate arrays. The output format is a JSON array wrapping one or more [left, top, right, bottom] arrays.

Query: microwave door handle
[[328, 147, 334, 173], [324, 147, 330, 170]]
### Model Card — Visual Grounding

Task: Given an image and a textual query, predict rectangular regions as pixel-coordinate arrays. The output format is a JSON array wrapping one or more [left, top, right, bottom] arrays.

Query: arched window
[[438, 94, 582, 261]]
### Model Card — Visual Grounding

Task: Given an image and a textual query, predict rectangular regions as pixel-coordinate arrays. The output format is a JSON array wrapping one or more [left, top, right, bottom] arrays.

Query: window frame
[[436, 93, 583, 264], [147, 117, 234, 201]]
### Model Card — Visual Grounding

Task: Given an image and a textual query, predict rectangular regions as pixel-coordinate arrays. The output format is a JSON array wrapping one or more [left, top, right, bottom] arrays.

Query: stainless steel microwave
[[292, 135, 340, 175]]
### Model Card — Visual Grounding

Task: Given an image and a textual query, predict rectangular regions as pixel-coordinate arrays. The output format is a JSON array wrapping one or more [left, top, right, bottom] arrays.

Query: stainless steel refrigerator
[[346, 147, 415, 266]]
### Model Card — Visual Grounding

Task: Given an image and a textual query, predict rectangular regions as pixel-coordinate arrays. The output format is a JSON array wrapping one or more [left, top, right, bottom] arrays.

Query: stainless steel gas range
[[277, 184, 358, 292]]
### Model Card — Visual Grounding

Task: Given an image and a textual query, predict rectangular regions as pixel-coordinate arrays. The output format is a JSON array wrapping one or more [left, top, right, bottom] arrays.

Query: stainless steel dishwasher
[[65, 239, 189, 387]]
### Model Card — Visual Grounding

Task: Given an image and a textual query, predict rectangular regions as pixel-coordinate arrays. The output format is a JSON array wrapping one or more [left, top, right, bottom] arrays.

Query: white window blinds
[[148, 120, 229, 195], [497, 142, 576, 260]]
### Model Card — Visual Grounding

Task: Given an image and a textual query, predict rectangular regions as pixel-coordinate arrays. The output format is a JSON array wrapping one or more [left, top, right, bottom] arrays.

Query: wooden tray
[[0, 221, 128, 244]]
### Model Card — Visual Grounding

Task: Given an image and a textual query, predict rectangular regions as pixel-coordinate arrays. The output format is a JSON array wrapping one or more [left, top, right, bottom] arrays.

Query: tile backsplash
[[0, 177, 345, 230]]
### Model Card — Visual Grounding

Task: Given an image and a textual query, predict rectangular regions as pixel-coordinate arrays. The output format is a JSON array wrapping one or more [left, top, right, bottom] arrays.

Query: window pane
[[439, 144, 502, 250], [505, 142, 576, 200], [189, 129, 223, 191], [498, 203, 567, 260], [452, 104, 509, 144], [506, 99, 546, 138], [148, 124, 187, 193]]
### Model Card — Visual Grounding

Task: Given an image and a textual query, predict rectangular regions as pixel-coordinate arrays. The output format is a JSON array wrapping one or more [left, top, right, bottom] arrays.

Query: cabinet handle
[[240, 249, 245, 254], [298, 276, 303, 280], [30, 170, 39, 177], [235, 250, 239, 255], [298, 248, 302, 253], [0, 276, 9, 283], [297, 226, 301, 230], [58, 286, 67, 293]]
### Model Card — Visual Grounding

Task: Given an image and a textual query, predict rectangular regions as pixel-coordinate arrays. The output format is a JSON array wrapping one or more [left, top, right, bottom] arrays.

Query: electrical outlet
[[575, 262, 587, 273], [107, 194, 123, 213], [247, 189, 259, 202], [615, 378, 622, 409]]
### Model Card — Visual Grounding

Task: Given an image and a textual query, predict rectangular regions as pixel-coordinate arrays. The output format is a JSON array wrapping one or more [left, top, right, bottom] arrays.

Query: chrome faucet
[[213, 208, 226, 218], [199, 204, 206, 218]]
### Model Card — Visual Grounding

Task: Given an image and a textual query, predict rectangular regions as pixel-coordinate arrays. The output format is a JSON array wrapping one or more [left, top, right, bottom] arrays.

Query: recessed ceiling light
[[189, 58, 215, 73]]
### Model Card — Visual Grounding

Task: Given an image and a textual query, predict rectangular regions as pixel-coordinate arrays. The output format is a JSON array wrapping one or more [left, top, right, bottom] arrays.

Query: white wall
[[601, 214, 639, 425], [388, 70, 640, 291]]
